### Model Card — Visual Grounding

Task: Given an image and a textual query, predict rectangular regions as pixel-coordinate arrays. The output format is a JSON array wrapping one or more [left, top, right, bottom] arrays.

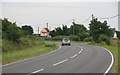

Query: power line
[[82, 15, 92, 23], [97, 14, 120, 19]]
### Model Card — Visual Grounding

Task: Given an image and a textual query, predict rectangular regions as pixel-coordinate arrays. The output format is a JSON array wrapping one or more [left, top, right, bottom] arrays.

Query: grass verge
[[2, 43, 59, 65]]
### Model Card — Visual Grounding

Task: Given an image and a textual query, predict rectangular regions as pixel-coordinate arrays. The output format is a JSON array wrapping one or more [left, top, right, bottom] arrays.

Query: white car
[[62, 38, 71, 46]]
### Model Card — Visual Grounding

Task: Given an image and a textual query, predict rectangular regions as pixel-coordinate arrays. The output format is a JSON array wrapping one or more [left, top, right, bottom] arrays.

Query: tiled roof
[[44, 28, 49, 32]]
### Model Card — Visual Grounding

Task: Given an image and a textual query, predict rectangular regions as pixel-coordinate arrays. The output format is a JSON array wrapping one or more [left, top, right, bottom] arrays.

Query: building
[[40, 27, 51, 36]]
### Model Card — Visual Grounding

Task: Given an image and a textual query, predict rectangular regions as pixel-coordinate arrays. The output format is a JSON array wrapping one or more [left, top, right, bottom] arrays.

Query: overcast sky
[[1, 1, 119, 34]]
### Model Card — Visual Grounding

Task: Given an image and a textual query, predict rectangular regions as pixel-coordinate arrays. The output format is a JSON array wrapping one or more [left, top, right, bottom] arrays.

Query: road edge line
[[102, 47, 114, 75]]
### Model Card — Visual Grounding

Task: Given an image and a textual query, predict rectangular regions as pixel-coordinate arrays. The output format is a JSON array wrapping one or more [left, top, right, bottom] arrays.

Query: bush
[[78, 32, 90, 41], [100, 41, 106, 45], [45, 43, 56, 47], [51, 36, 70, 41], [83, 37, 93, 42], [2, 36, 45, 53], [70, 35, 79, 41], [98, 34, 110, 45]]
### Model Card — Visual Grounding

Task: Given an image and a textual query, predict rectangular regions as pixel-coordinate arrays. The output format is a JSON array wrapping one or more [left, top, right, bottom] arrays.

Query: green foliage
[[78, 32, 90, 41], [45, 43, 56, 47], [70, 35, 79, 41], [51, 36, 70, 41], [50, 24, 87, 36], [89, 18, 115, 42], [62, 25, 69, 35], [2, 18, 23, 42], [2, 36, 44, 53], [98, 34, 110, 45], [116, 31, 120, 38], [22, 25, 33, 35], [83, 37, 93, 42], [73, 24, 87, 35]]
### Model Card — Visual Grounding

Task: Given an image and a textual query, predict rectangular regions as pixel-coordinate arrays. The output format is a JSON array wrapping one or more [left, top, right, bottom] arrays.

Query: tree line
[[2, 18, 33, 42], [50, 17, 119, 45]]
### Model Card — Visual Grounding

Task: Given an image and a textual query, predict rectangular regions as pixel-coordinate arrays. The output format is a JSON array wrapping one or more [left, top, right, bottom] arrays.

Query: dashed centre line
[[29, 69, 44, 74], [29, 46, 84, 74], [71, 54, 78, 58], [79, 51, 82, 54], [53, 59, 68, 66]]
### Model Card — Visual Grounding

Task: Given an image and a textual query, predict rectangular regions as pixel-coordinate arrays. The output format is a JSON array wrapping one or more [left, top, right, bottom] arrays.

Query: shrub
[[83, 37, 93, 42], [51, 36, 70, 41], [70, 35, 79, 41], [45, 43, 56, 47], [78, 32, 90, 41], [98, 34, 110, 45], [100, 41, 106, 45], [2, 36, 45, 53]]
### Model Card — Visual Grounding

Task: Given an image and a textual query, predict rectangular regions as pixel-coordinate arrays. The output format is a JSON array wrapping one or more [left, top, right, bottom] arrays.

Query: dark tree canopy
[[22, 25, 33, 35], [2, 18, 23, 41], [89, 18, 115, 42]]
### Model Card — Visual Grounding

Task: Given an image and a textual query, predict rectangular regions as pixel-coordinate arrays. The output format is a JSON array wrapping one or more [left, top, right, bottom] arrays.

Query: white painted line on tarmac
[[32, 69, 44, 73], [53, 59, 68, 66], [71, 54, 78, 58], [79, 51, 82, 54], [103, 48, 114, 75], [2, 45, 61, 67]]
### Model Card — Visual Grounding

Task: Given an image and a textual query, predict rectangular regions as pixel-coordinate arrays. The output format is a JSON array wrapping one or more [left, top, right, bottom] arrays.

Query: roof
[[44, 28, 49, 32]]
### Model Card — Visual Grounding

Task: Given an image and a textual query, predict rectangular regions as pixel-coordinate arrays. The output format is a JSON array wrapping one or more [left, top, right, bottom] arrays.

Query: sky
[[1, 1, 119, 34]]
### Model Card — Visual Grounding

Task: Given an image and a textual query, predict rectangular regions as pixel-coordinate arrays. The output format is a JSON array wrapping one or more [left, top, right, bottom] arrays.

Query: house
[[40, 27, 51, 36]]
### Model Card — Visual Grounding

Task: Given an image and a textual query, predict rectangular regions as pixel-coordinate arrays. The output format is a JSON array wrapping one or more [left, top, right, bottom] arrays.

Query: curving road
[[2, 42, 114, 74]]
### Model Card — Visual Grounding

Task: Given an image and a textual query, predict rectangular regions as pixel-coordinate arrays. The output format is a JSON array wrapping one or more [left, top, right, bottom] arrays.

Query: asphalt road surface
[[2, 42, 114, 74]]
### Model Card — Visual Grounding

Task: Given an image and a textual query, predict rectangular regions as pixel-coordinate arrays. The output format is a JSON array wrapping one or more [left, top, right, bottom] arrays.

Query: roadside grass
[[45, 40, 118, 73], [2, 43, 59, 65]]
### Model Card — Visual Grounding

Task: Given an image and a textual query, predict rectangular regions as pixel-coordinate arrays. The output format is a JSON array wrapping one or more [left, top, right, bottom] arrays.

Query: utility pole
[[47, 23, 48, 28], [38, 27, 39, 34], [92, 14, 94, 21], [72, 19, 75, 34]]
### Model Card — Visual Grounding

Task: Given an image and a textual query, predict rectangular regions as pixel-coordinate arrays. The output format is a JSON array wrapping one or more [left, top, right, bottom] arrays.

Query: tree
[[89, 18, 114, 42], [69, 24, 87, 35], [2, 18, 23, 41], [116, 31, 120, 38], [55, 27, 63, 35], [22, 25, 33, 35], [62, 25, 68, 35], [49, 30, 56, 37]]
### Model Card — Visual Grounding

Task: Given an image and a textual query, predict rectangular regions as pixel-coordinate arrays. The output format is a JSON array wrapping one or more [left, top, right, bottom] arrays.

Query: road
[[2, 42, 114, 74]]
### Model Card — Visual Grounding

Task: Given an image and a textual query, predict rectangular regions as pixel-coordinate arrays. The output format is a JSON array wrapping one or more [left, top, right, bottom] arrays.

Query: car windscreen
[[64, 38, 69, 41]]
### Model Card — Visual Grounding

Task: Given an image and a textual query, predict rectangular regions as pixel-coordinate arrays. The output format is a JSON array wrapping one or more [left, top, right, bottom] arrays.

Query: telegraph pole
[[47, 23, 48, 28], [92, 14, 94, 21], [38, 27, 39, 34], [72, 19, 75, 34]]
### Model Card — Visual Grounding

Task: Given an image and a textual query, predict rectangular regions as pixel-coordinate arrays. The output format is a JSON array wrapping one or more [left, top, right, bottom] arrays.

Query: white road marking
[[81, 48, 83, 51], [103, 48, 114, 75], [79, 51, 82, 54], [71, 54, 78, 58], [2, 45, 61, 67], [53, 59, 68, 66], [32, 69, 44, 74]]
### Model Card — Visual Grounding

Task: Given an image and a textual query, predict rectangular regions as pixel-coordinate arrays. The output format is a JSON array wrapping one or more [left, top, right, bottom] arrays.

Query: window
[[42, 32, 46, 35]]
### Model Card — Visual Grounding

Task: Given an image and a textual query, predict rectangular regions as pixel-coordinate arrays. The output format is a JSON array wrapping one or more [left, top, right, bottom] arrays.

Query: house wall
[[40, 28, 49, 36]]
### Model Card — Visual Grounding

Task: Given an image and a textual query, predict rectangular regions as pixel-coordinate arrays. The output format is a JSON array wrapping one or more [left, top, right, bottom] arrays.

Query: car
[[62, 38, 71, 46]]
